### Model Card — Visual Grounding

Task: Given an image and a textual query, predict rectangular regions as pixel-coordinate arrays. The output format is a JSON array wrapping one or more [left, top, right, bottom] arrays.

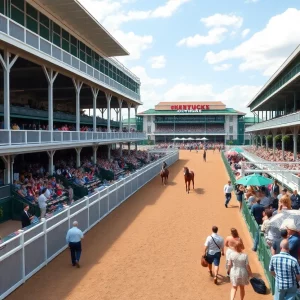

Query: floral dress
[[229, 252, 249, 286]]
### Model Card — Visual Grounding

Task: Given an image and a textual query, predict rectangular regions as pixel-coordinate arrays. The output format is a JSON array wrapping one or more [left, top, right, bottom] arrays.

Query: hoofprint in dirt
[[7, 150, 271, 300]]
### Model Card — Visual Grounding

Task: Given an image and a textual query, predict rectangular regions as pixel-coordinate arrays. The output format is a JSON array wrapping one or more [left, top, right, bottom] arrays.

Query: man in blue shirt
[[286, 222, 300, 261], [269, 240, 300, 300], [66, 221, 84, 268], [251, 199, 265, 251]]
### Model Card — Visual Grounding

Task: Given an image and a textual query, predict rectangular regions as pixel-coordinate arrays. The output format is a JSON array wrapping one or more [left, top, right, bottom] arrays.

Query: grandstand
[[0, 1, 147, 223], [245, 44, 300, 160], [138, 101, 253, 144]]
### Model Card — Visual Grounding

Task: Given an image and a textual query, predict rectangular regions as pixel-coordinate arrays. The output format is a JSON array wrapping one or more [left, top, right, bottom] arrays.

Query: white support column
[[43, 67, 58, 131], [118, 99, 123, 132], [1, 155, 11, 184], [281, 129, 286, 160], [135, 142, 137, 151], [72, 79, 83, 132], [272, 133, 276, 155], [127, 102, 132, 132], [105, 93, 112, 132], [47, 150, 56, 175], [93, 146, 98, 164], [128, 142, 130, 154], [108, 145, 111, 160], [293, 127, 299, 161], [91, 87, 99, 132], [75, 147, 82, 168], [0, 50, 19, 129]]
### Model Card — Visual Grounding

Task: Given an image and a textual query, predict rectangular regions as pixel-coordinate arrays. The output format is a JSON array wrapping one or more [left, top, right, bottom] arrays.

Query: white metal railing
[[0, 150, 179, 299], [241, 150, 300, 190], [0, 14, 140, 101], [245, 111, 300, 132], [0, 130, 146, 146]]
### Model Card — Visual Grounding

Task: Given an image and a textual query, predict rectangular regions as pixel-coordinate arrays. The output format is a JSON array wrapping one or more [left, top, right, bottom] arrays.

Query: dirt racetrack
[[7, 150, 271, 300]]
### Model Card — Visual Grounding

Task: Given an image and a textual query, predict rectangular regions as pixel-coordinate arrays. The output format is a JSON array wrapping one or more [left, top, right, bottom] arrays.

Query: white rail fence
[[0, 130, 146, 146], [241, 150, 300, 191], [0, 150, 179, 299]]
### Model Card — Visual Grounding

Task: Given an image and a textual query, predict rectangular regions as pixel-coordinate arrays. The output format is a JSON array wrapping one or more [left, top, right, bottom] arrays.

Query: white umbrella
[[200, 137, 208, 141], [174, 137, 180, 140], [196, 138, 202, 141], [181, 138, 187, 141], [268, 210, 300, 231], [187, 137, 194, 140]]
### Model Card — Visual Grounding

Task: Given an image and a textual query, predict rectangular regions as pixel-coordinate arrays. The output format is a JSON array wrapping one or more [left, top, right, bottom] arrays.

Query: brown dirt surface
[[7, 151, 272, 300]]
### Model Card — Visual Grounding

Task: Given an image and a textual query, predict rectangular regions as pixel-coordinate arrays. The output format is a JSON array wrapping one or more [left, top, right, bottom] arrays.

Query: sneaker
[[225, 204, 228, 208], [214, 277, 218, 285], [75, 261, 80, 268]]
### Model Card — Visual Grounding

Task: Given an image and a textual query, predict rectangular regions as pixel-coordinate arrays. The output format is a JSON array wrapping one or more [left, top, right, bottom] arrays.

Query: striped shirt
[[269, 252, 300, 290]]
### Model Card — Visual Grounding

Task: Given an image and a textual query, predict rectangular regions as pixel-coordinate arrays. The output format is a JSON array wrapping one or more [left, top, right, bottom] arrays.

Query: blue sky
[[79, 0, 300, 115]]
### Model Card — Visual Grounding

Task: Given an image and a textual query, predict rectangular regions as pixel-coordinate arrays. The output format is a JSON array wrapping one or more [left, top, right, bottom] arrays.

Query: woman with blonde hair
[[228, 241, 253, 300], [225, 228, 244, 276], [278, 195, 292, 212]]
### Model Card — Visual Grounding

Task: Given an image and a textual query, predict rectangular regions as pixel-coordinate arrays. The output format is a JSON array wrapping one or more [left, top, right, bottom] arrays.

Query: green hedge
[[222, 151, 275, 294]]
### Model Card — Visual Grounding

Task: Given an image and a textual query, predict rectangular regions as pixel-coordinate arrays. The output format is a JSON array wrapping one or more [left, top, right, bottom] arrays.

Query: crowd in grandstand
[[10, 149, 163, 221], [9, 122, 136, 132], [245, 146, 300, 173], [155, 142, 224, 150], [155, 125, 224, 133]]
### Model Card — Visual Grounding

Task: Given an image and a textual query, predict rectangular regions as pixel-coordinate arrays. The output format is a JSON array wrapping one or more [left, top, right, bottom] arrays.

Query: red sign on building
[[170, 104, 210, 110]]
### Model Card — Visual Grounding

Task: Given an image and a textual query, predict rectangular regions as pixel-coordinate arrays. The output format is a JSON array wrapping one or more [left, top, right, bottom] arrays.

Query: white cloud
[[241, 28, 250, 38], [131, 66, 167, 111], [114, 31, 153, 61], [177, 28, 228, 47], [149, 55, 166, 69], [177, 13, 243, 48], [201, 14, 243, 28], [205, 8, 300, 76], [79, 0, 190, 61], [213, 64, 232, 71]]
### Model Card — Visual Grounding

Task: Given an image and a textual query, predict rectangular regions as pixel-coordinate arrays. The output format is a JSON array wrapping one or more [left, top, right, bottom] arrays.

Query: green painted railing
[[222, 151, 275, 294]]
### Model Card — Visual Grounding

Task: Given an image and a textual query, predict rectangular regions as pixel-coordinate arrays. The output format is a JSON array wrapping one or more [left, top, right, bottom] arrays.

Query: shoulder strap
[[210, 235, 220, 250]]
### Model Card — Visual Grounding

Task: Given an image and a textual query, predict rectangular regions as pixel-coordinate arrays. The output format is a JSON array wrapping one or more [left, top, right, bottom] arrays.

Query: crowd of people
[[246, 146, 300, 173], [10, 121, 136, 132], [155, 142, 225, 151], [10, 149, 164, 225], [154, 125, 224, 133]]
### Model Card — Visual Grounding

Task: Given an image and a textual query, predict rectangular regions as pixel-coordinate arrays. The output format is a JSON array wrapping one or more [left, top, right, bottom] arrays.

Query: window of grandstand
[[7, 1, 139, 93], [229, 116, 233, 122], [147, 125, 151, 133], [229, 125, 233, 133]]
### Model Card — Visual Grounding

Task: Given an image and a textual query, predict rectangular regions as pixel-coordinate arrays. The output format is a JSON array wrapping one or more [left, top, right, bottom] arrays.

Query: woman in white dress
[[228, 241, 253, 300], [225, 228, 244, 275]]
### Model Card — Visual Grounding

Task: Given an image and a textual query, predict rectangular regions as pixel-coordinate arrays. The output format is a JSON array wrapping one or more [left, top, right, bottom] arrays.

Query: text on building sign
[[170, 104, 210, 110]]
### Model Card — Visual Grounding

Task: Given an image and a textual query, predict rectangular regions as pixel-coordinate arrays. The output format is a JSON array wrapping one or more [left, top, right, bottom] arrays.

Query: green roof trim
[[139, 108, 242, 115], [242, 117, 259, 123], [122, 118, 136, 124]]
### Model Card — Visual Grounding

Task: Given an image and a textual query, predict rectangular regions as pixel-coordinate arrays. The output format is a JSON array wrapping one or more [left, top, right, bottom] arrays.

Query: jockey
[[162, 161, 167, 170]]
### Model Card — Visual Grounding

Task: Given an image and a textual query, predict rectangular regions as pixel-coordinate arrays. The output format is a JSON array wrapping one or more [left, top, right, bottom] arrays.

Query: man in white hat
[[285, 220, 300, 261]]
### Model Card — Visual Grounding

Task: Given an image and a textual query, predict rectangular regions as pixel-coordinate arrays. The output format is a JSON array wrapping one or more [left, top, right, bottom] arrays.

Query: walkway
[[7, 151, 271, 300]]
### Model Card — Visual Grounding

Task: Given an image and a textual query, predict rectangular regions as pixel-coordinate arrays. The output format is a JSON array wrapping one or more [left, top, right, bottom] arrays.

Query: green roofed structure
[[138, 102, 253, 145]]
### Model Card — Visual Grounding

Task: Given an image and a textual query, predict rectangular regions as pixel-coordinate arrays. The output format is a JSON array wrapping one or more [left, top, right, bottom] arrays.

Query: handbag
[[201, 254, 209, 267], [250, 277, 267, 294]]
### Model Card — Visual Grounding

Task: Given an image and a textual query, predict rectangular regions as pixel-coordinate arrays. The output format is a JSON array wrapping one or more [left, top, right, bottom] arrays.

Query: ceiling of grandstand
[[32, 0, 129, 57], [0, 56, 133, 109], [252, 77, 300, 112]]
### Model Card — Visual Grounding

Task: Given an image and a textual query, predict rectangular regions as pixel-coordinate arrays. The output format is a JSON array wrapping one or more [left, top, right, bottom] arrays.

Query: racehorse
[[183, 167, 194, 193], [160, 168, 169, 185]]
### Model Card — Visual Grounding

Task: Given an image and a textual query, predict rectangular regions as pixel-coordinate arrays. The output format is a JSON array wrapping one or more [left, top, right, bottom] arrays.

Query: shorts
[[237, 194, 243, 202], [206, 252, 221, 266]]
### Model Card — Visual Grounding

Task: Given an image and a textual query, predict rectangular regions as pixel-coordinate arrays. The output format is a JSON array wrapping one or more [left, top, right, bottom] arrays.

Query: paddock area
[[7, 150, 271, 300]]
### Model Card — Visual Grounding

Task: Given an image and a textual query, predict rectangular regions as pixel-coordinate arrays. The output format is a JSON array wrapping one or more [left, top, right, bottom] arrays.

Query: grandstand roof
[[35, 0, 129, 57], [138, 108, 244, 116], [247, 44, 300, 108]]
